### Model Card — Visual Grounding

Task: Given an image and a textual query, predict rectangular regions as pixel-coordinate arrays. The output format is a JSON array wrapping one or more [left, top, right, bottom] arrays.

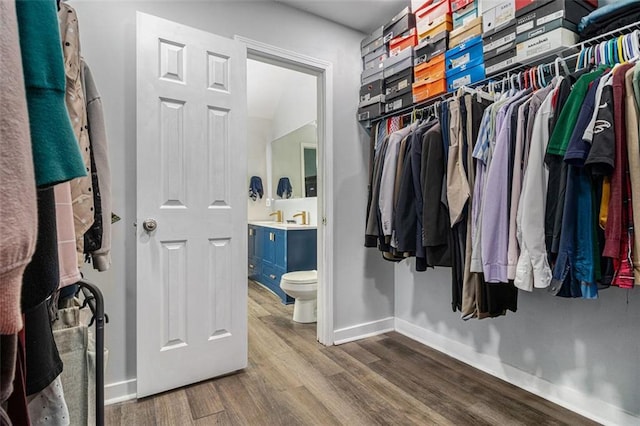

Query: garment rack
[[75, 280, 106, 426], [369, 19, 640, 124]]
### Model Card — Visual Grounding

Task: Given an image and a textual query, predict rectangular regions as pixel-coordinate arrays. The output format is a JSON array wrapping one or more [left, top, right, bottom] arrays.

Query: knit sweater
[[15, 0, 86, 188], [0, 0, 38, 334]]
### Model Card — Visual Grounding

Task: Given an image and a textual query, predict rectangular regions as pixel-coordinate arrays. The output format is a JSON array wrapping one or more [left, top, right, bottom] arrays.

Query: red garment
[[613, 170, 634, 288], [604, 63, 634, 259]]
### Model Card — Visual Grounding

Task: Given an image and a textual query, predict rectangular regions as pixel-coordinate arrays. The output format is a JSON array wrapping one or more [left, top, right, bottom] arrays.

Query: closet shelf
[[367, 19, 640, 125]]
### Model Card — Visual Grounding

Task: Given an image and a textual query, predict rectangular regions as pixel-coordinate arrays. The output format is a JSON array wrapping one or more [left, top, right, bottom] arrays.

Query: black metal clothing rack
[[75, 280, 106, 426]]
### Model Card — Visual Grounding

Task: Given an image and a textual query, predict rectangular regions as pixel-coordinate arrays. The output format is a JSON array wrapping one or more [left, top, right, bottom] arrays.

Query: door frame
[[234, 36, 334, 346]]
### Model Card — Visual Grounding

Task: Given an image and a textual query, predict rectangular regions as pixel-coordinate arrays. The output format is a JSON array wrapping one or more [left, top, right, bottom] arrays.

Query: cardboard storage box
[[412, 78, 447, 103], [362, 66, 384, 85], [516, 27, 578, 62], [363, 52, 387, 71], [360, 78, 385, 103], [414, 53, 446, 81], [445, 35, 483, 77], [413, 0, 449, 14], [418, 15, 453, 41], [449, 16, 482, 47], [384, 7, 416, 43], [482, 0, 515, 37], [358, 101, 384, 121], [482, 20, 516, 60], [453, 1, 477, 29], [516, 0, 594, 37], [447, 62, 485, 91], [451, 0, 474, 13], [385, 67, 414, 98], [385, 91, 414, 113], [515, 18, 576, 44], [515, 0, 596, 19], [383, 46, 414, 78], [414, 30, 449, 66], [485, 47, 518, 75], [390, 28, 418, 56], [361, 27, 384, 57]]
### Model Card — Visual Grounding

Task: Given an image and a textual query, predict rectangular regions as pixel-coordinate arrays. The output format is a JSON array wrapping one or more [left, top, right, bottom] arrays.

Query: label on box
[[451, 53, 470, 69], [537, 10, 564, 26], [398, 80, 409, 90], [361, 93, 371, 102], [358, 111, 370, 120], [517, 20, 534, 34], [486, 56, 516, 74], [495, 2, 515, 28], [451, 74, 471, 89], [483, 32, 516, 53]]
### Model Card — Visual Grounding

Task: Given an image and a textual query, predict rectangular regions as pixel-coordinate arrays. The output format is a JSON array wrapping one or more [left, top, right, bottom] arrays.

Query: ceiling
[[276, 0, 408, 34]]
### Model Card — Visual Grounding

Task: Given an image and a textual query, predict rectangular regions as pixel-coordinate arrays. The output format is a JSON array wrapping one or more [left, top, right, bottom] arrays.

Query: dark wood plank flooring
[[106, 281, 599, 425]]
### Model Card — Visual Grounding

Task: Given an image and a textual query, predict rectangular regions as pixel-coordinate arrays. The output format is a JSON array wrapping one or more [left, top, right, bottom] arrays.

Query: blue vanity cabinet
[[247, 225, 262, 281], [248, 225, 317, 304]]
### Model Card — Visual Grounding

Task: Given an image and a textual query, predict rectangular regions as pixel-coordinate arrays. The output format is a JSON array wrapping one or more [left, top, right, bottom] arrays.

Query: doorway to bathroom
[[243, 39, 331, 343]]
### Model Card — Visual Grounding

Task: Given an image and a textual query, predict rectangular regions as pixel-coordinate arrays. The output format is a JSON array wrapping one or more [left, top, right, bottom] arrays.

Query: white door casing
[[136, 13, 247, 397]]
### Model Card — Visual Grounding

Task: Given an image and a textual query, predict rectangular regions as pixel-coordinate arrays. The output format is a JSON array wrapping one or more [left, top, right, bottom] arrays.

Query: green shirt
[[15, 0, 85, 187], [546, 68, 604, 157]]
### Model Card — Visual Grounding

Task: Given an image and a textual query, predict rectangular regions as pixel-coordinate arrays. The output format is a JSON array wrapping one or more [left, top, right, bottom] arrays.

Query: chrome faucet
[[292, 211, 308, 225], [269, 210, 283, 223]]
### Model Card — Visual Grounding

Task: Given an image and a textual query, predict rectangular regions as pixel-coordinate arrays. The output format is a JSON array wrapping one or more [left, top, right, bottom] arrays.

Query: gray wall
[[75, 0, 395, 396], [395, 260, 640, 424]]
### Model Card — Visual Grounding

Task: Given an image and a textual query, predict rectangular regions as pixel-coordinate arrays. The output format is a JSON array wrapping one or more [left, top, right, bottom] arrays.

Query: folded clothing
[[579, 0, 640, 40]]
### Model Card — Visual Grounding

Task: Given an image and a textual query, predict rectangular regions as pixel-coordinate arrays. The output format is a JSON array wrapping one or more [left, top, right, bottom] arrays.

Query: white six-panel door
[[136, 12, 247, 397]]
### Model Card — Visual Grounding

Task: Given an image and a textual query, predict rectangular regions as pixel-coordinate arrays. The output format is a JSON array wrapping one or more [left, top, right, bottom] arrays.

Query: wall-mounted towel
[[249, 176, 263, 201], [277, 177, 293, 199]]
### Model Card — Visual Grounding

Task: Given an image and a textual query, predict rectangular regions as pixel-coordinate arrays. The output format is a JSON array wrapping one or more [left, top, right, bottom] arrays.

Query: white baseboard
[[105, 379, 137, 406], [333, 317, 395, 345], [395, 318, 639, 426]]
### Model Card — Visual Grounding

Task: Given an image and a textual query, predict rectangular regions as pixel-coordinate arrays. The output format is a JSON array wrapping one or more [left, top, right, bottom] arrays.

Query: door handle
[[249, 228, 254, 236], [269, 232, 274, 241], [249, 264, 254, 269], [143, 218, 158, 232], [269, 274, 276, 280]]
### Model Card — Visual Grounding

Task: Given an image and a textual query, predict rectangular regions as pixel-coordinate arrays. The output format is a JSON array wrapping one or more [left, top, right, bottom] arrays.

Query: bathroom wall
[[74, 0, 395, 401], [394, 260, 640, 425], [272, 198, 318, 226], [248, 117, 273, 221]]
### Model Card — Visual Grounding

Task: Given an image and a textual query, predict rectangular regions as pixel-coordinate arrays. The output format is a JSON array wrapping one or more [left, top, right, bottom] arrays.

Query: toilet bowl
[[280, 270, 318, 323]]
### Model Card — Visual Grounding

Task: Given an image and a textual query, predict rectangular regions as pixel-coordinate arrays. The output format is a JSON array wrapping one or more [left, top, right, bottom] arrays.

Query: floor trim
[[395, 318, 638, 426], [105, 379, 137, 406], [333, 317, 395, 345]]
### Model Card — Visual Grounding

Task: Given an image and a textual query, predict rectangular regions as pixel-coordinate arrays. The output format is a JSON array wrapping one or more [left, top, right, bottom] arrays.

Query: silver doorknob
[[143, 218, 158, 232]]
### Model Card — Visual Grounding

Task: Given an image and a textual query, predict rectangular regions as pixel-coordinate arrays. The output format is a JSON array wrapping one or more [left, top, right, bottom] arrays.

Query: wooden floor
[[106, 281, 598, 426]]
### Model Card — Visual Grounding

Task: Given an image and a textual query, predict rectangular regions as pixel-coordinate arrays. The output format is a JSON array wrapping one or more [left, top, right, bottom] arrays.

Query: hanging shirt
[[514, 83, 560, 291], [379, 124, 414, 239], [624, 67, 640, 284], [482, 90, 532, 283]]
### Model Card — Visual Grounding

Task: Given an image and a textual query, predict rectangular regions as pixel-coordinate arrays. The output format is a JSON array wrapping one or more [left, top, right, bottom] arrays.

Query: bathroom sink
[[248, 220, 317, 230]]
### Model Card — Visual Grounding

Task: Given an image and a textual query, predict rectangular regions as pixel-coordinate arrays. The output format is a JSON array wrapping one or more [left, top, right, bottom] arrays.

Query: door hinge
[[322, 217, 327, 225]]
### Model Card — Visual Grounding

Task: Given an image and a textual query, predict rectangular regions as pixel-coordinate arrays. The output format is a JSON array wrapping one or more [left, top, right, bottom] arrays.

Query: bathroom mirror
[[270, 122, 317, 199]]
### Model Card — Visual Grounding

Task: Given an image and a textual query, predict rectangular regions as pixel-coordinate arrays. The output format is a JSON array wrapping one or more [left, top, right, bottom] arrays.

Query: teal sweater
[[15, 0, 86, 187]]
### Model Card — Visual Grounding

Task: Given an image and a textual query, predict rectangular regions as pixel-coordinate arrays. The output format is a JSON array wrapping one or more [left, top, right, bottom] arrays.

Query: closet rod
[[370, 19, 640, 124]]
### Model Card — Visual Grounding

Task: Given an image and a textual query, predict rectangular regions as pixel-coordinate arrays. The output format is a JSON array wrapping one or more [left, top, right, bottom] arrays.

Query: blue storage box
[[446, 62, 485, 91], [444, 35, 483, 77]]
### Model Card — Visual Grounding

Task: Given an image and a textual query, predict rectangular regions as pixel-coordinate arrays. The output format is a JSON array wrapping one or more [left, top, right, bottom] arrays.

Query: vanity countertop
[[249, 220, 317, 230]]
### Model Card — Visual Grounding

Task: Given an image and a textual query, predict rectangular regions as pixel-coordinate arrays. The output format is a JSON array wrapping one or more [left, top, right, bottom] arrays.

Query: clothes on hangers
[[366, 29, 640, 318]]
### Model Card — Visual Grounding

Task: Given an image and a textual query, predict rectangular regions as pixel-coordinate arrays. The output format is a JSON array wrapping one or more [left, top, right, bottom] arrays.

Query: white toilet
[[280, 270, 318, 323]]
